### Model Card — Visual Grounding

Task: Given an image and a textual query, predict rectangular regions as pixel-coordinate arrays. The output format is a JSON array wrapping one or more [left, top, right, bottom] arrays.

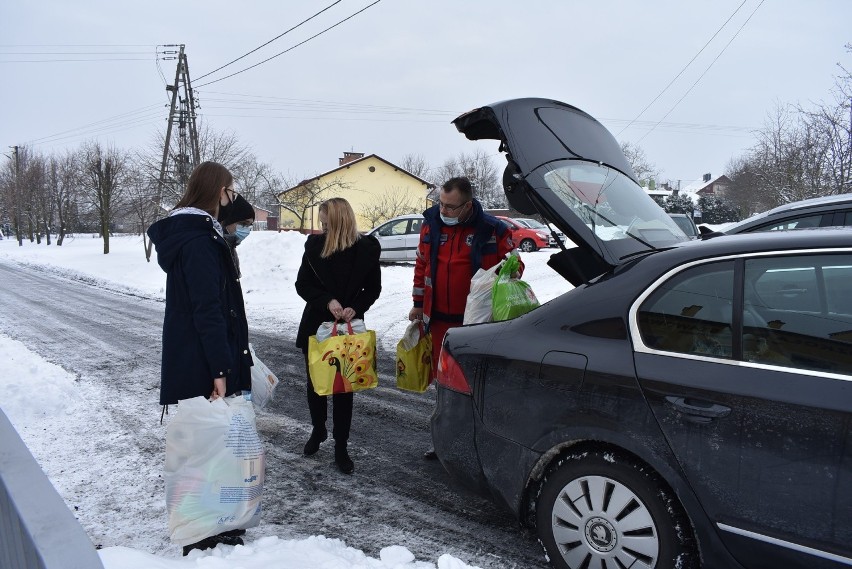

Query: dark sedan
[[431, 98, 852, 569]]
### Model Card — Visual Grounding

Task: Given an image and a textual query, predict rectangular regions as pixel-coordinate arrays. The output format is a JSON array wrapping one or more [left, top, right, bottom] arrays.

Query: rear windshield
[[539, 161, 687, 255]]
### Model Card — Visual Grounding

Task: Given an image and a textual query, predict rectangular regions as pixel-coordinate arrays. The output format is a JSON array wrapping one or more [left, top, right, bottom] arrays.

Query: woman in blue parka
[[146, 161, 253, 554]]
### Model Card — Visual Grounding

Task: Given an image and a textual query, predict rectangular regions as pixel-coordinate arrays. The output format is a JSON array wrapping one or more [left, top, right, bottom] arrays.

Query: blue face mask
[[234, 225, 252, 244], [440, 214, 460, 226]]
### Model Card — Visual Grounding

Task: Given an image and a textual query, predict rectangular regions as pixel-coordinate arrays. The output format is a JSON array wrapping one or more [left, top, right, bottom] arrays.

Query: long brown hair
[[319, 197, 360, 258], [174, 161, 233, 215]]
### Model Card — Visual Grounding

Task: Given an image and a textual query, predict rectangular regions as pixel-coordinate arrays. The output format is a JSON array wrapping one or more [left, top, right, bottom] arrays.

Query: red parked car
[[496, 215, 549, 252]]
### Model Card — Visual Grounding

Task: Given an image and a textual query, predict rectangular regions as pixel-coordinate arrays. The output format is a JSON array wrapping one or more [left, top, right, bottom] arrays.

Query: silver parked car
[[366, 213, 423, 261], [725, 193, 852, 234]]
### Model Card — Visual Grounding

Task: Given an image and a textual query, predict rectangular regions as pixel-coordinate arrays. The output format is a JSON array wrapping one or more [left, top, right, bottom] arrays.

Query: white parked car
[[366, 213, 423, 261]]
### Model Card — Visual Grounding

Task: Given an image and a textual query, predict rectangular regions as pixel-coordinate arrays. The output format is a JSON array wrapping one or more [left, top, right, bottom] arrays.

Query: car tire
[[519, 238, 537, 253], [536, 449, 697, 569]]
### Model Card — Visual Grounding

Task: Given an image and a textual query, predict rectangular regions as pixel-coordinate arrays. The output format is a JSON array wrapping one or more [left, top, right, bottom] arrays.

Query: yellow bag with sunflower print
[[395, 320, 432, 393], [308, 321, 378, 396]]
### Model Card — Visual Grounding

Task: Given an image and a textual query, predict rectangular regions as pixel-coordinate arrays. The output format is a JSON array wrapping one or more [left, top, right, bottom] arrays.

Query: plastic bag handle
[[331, 320, 355, 336]]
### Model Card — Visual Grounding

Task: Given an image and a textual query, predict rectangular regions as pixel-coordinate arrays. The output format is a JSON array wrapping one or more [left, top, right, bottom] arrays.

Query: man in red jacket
[[408, 176, 519, 458]]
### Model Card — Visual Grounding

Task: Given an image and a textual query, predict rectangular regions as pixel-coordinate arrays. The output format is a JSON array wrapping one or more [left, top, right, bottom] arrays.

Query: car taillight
[[436, 347, 472, 395]]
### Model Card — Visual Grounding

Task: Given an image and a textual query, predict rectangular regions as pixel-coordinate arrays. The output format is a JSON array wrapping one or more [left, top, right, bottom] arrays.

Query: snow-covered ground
[[0, 231, 572, 569]]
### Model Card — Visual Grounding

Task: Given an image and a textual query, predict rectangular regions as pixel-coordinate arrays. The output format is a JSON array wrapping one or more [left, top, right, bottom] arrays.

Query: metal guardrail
[[0, 408, 105, 569]]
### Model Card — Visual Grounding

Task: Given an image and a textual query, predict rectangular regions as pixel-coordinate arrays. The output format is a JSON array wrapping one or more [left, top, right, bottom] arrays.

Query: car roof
[[766, 193, 852, 214], [666, 227, 852, 260], [725, 193, 852, 233], [367, 213, 423, 232]]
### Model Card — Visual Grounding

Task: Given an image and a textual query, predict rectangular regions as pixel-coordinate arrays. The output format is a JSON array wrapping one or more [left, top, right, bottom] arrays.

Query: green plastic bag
[[492, 254, 540, 321]]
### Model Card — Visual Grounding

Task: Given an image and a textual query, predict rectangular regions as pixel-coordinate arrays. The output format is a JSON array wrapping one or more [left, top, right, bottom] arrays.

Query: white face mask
[[440, 213, 460, 225]]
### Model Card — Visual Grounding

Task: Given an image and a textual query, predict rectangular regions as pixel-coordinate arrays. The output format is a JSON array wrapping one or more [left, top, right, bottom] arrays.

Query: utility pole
[[145, 44, 201, 261], [11, 145, 22, 247]]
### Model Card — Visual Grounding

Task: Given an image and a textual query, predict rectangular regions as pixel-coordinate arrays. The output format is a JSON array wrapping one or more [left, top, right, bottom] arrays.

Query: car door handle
[[665, 396, 731, 423]]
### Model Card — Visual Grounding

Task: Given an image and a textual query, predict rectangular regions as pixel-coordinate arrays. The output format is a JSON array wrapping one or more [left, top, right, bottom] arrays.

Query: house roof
[[282, 154, 434, 193], [679, 174, 730, 202]]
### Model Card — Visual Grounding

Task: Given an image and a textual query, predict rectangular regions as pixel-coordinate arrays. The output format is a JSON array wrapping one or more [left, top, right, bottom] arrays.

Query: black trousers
[[304, 352, 353, 444]]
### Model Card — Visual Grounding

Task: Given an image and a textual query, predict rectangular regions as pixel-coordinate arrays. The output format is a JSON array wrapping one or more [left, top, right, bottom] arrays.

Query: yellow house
[[277, 152, 434, 233]]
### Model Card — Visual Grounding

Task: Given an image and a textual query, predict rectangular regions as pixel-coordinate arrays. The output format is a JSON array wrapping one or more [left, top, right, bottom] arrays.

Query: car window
[[750, 214, 824, 232], [409, 219, 422, 235], [670, 215, 698, 237], [844, 211, 852, 226], [744, 255, 852, 374], [379, 219, 409, 237], [638, 261, 735, 359]]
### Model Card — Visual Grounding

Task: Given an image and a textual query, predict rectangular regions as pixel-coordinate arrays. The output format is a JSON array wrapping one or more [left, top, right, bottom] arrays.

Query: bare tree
[[231, 155, 282, 212], [619, 141, 659, 184], [0, 148, 26, 246], [359, 187, 421, 228], [399, 153, 432, 181], [123, 157, 161, 257], [79, 142, 128, 254], [435, 148, 503, 208], [53, 152, 80, 246], [278, 177, 352, 231]]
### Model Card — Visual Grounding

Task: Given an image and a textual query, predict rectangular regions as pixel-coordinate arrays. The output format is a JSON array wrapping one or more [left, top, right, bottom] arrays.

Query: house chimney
[[339, 152, 365, 166], [703, 172, 712, 182]]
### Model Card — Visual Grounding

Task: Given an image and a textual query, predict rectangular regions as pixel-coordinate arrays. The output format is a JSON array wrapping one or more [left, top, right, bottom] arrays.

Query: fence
[[0, 409, 104, 569]]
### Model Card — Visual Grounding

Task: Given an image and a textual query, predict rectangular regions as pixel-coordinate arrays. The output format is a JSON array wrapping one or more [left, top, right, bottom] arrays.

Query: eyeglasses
[[438, 200, 469, 212]]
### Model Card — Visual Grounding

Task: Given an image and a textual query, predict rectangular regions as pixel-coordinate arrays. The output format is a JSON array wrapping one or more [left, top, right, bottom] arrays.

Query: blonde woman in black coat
[[295, 197, 381, 474]]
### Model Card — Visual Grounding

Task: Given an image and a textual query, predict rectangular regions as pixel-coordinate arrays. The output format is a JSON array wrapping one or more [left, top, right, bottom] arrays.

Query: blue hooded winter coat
[[147, 212, 252, 405]]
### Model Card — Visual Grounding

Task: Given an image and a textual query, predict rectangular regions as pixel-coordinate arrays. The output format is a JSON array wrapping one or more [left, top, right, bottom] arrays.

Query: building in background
[[277, 152, 433, 233]]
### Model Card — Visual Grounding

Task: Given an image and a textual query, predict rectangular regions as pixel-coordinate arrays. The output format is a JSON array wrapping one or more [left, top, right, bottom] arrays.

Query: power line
[[0, 58, 151, 63], [637, 0, 766, 144], [195, 0, 382, 88], [22, 104, 163, 146], [0, 51, 153, 55], [617, 0, 749, 137], [0, 43, 153, 47], [196, 0, 344, 81]]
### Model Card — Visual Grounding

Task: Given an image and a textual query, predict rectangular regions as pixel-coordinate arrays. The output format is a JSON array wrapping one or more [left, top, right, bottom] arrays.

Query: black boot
[[181, 532, 244, 556], [303, 427, 328, 456], [335, 442, 354, 474]]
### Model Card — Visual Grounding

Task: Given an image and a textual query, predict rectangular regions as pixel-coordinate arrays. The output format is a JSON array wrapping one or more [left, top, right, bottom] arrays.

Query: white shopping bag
[[165, 395, 265, 546], [315, 318, 367, 342], [249, 343, 279, 410], [463, 263, 501, 324]]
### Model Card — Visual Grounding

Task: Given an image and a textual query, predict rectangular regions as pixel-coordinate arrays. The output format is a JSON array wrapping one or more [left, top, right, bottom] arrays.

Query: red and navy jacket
[[412, 199, 520, 324]]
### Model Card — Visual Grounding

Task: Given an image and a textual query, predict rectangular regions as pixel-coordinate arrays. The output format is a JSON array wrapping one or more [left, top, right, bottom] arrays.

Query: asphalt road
[[0, 260, 549, 568]]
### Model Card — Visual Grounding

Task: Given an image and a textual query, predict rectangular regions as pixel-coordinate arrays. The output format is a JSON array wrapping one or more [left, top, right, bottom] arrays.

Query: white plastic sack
[[398, 320, 424, 351], [463, 263, 501, 324], [165, 395, 265, 546], [249, 343, 279, 410], [315, 318, 367, 342]]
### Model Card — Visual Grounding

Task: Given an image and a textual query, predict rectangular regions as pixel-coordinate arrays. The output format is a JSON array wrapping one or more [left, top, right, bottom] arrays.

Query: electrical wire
[[637, 0, 766, 144], [23, 104, 164, 146], [1, 58, 151, 63], [195, 0, 382, 88], [617, 0, 749, 136], [196, 0, 344, 81]]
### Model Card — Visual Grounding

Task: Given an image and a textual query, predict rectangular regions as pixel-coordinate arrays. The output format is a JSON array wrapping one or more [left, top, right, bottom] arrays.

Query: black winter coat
[[147, 212, 253, 405], [295, 234, 382, 352]]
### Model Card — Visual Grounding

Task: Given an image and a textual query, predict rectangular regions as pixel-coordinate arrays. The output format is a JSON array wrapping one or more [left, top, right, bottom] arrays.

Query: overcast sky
[[2, 0, 850, 188]]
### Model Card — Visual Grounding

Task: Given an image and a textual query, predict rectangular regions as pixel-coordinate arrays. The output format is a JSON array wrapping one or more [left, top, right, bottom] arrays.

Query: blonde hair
[[319, 197, 360, 258]]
